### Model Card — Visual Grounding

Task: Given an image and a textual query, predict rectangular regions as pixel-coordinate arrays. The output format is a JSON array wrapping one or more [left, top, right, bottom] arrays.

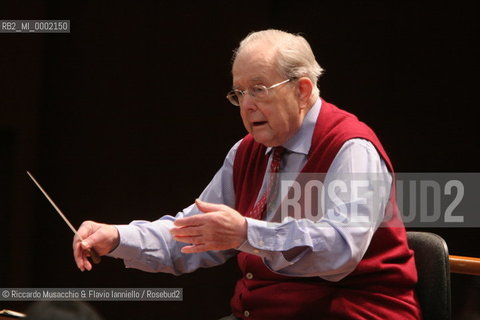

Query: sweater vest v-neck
[[231, 100, 421, 319]]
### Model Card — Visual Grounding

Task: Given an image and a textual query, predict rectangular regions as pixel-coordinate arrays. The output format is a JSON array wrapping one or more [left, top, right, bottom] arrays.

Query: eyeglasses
[[226, 78, 293, 106]]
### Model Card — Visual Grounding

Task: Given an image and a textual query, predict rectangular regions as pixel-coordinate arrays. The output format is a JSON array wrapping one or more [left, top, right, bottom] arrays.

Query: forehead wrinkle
[[232, 60, 275, 89]]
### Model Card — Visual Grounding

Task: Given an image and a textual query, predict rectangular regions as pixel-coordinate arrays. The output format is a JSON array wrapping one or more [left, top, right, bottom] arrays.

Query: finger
[[195, 199, 226, 213], [170, 226, 202, 237], [77, 220, 97, 240], [74, 240, 92, 271], [174, 215, 205, 227], [173, 235, 202, 245], [81, 239, 92, 250], [73, 240, 85, 271], [82, 250, 92, 271], [74, 222, 94, 271], [181, 243, 208, 254], [80, 228, 105, 252]]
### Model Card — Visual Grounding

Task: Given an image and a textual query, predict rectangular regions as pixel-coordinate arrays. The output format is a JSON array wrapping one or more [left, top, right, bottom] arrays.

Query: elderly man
[[73, 29, 421, 319]]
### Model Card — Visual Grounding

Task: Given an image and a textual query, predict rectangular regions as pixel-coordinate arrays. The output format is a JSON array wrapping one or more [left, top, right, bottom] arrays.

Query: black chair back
[[407, 231, 451, 320]]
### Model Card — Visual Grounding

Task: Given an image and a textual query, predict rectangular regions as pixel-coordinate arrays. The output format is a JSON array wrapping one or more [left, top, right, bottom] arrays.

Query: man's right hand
[[72, 220, 119, 271]]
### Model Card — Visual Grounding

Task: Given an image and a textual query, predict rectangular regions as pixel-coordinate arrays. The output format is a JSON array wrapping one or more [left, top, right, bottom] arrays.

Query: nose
[[239, 94, 257, 111]]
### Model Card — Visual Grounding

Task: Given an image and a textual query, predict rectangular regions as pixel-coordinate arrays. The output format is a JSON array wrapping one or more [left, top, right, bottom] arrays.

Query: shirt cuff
[[237, 217, 314, 271], [236, 218, 270, 256], [107, 225, 143, 260], [246, 218, 279, 246]]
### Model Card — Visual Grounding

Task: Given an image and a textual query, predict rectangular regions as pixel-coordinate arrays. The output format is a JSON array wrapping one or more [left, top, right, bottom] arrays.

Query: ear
[[296, 77, 314, 107]]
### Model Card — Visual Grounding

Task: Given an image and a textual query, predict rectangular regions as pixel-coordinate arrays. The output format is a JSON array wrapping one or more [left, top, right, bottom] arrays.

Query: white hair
[[233, 29, 324, 98]]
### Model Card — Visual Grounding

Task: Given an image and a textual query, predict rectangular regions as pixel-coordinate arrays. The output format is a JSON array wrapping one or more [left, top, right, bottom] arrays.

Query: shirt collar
[[266, 98, 322, 155]]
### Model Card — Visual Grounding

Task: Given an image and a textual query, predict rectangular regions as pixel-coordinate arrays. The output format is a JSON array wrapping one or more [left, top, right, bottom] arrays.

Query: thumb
[[195, 198, 223, 213], [81, 233, 101, 250], [81, 238, 92, 250]]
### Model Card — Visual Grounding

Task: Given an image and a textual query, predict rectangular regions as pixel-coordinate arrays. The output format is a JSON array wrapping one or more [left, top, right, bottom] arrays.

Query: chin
[[253, 136, 277, 147], [251, 131, 282, 147]]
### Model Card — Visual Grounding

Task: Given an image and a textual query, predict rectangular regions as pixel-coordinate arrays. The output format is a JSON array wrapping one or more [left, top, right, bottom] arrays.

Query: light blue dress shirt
[[110, 99, 392, 281]]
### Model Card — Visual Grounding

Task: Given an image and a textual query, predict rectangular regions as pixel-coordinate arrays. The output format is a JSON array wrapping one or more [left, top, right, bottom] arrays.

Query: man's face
[[232, 47, 303, 147]]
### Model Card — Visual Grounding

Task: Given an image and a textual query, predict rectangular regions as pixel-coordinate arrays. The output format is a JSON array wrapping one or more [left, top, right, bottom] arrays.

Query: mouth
[[252, 121, 267, 127]]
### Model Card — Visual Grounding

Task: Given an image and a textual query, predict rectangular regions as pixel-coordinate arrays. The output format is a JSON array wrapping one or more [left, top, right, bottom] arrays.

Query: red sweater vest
[[231, 100, 421, 319]]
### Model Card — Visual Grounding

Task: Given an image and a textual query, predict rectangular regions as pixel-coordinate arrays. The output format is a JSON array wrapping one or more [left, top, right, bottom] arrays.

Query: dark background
[[1, 1, 479, 319]]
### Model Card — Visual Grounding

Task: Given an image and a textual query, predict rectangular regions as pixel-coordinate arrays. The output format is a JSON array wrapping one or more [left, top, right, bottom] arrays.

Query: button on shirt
[[109, 98, 392, 281]]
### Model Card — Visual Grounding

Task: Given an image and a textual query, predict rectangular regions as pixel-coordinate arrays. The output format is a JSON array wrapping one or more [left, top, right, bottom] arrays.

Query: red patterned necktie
[[246, 146, 286, 220]]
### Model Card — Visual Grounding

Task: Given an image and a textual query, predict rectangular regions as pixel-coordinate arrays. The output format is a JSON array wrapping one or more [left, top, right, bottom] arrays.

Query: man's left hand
[[170, 199, 247, 253]]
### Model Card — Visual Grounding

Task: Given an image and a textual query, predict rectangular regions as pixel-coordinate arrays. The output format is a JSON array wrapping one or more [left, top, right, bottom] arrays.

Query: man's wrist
[[108, 225, 121, 254]]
